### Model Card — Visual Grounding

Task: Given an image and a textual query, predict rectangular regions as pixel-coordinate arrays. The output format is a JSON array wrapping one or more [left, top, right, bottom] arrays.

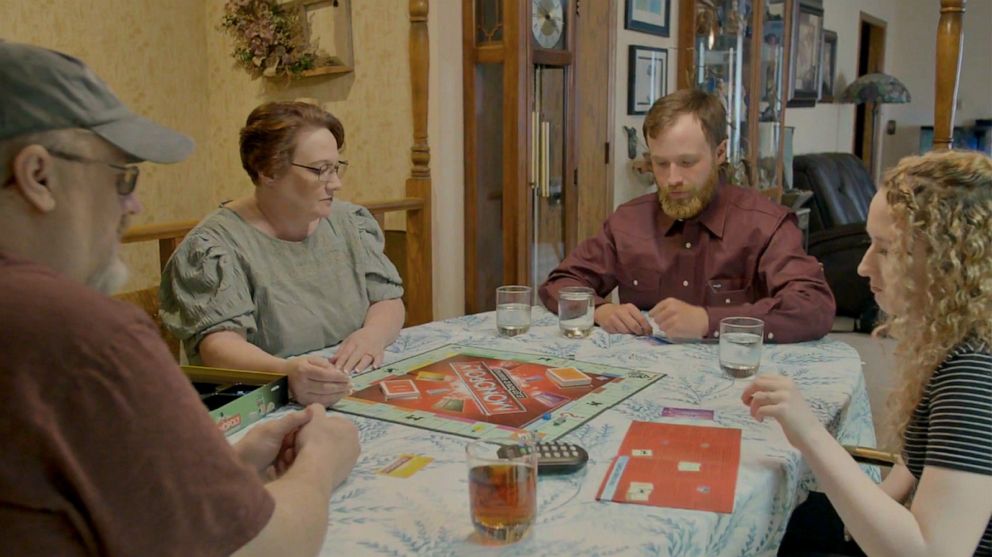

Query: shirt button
[[633, 279, 639, 286], [725, 298, 731, 304], [685, 242, 692, 249], [682, 280, 689, 287], [768, 332, 775, 340]]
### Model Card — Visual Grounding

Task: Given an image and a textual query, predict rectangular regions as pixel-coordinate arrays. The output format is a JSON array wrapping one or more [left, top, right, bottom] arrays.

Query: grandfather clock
[[463, 0, 579, 313]]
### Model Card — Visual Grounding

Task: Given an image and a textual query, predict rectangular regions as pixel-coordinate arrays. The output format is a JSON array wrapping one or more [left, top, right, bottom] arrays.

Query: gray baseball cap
[[0, 41, 194, 163]]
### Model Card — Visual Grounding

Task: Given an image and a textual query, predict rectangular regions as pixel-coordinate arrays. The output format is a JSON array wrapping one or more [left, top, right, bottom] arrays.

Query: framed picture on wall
[[627, 45, 668, 115], [787, 0, 824, 107], [624, 0, 671, 37], [819, 29, 838, 102]]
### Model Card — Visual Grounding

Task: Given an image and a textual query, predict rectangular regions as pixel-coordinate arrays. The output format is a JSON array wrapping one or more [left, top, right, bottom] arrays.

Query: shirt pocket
[[617, 265, 658, 293], [706, 277, 750, 307]]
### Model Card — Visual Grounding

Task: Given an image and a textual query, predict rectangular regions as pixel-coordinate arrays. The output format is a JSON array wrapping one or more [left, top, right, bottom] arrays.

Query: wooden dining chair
[[843, 445, 900, 467], [113, 195, 433, 362], [115, 220, 198, 361]]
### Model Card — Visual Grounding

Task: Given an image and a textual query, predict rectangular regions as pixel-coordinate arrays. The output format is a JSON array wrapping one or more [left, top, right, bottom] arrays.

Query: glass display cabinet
[[677, 0, 797, 201]]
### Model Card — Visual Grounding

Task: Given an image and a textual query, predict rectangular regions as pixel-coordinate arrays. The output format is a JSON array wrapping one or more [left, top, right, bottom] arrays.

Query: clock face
[[532, 0, 565, 50]]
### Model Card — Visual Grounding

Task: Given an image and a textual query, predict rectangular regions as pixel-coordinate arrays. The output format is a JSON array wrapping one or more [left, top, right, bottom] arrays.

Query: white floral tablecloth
[[239, 307, 878, 557]]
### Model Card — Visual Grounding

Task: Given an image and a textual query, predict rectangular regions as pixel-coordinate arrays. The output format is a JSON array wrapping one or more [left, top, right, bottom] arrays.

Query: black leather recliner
[[793, 153, 877, 325], [793, 153, 875, 231]]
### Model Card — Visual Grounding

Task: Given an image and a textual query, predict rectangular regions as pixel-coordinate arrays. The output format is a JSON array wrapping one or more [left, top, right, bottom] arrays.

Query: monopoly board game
[[336, 344, 666, 441]]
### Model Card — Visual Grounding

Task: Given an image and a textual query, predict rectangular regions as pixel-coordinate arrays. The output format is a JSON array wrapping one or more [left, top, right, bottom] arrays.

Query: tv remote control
[[497, 441, 589, 475]]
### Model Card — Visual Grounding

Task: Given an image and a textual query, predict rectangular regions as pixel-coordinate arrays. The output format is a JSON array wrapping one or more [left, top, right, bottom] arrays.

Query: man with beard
[[539, 89, 834, 343]]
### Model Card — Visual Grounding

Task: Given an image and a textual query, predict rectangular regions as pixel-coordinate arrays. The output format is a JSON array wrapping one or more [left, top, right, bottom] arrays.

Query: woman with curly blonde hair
[[743, 150, 992, 557]]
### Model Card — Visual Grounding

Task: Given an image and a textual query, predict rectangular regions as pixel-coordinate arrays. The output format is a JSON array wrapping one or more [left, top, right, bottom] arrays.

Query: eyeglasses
[[47, 148, 140, 196], [291, 160, 349, 183]]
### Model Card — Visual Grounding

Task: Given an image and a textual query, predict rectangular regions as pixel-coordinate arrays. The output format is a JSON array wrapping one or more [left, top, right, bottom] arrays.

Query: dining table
[[231, 307, 879, 557]]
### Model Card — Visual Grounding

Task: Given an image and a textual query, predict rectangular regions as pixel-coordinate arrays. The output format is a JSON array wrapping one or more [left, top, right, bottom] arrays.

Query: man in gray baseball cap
[[0, 42, 359, 556], [0, 40, 194, 163], [0, 40, 195, 292]]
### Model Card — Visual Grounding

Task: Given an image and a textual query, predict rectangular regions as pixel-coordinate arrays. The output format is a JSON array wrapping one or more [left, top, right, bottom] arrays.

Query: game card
[[380, 379, 420, 400], [378, 454, 433, 478], [415, 371, 447, 382], [432, 397, 465, 412], [533, 391, 569, 408], [661, 407, 716, 420]]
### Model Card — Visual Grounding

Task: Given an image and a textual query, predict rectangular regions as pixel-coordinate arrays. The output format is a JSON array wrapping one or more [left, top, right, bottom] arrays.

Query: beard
[[657, 165, 719, 220], [89, 256, 129, 295]]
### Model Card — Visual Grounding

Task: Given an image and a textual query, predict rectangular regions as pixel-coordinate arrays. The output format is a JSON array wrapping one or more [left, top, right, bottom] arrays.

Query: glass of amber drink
[[465, 435, 538, 543]]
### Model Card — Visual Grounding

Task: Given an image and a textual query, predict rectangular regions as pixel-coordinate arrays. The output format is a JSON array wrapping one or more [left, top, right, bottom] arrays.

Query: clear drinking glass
[[466, 435, 538, 544], [719, 317, 764, 378], [496, 286, 532, 337], [557, 286, 595, 338]]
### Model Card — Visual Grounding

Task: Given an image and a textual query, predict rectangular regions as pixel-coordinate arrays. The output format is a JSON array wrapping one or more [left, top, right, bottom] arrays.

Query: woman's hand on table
[[330, 326, 388, 374], [283, 356, 351, 407], [741, 374, 825, 449], [233, 406, 313, 480]]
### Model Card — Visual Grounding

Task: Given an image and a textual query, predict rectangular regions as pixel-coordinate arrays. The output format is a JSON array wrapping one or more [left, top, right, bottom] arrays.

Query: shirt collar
[[656, 180, 729, 239]]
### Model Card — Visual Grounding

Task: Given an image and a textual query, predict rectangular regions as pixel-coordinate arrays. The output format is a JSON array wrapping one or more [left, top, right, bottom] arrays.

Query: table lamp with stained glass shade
[[838, 73, 911, 175]]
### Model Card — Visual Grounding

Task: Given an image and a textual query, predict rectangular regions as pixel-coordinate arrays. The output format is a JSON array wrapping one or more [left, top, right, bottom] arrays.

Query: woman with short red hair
[[161, 101, 405, 406]]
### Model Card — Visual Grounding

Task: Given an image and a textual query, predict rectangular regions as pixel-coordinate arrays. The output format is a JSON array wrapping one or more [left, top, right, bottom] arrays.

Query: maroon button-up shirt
[[539, 184, 835, 342]]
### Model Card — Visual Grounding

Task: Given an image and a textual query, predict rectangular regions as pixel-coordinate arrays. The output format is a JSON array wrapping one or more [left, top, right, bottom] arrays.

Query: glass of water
[[719, 317, 764, 378], [496, 286, 532, 337], [557, 286, 595, 338]]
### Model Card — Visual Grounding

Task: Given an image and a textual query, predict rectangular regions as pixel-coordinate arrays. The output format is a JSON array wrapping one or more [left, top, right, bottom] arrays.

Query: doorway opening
[[853, 13, 887, 174]]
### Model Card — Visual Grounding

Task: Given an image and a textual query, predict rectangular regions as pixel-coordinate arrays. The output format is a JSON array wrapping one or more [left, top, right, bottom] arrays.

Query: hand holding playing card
[[648, 298, 708, 339], [284, 356, 351, 407], [594, 303, 652, 335]]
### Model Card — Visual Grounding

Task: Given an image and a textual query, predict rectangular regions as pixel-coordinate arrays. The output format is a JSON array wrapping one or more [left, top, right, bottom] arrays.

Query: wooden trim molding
[[122, 220, 197, 273], [407, 0, 434, 325], [933, 0, 966, 151], [676, 0, 695, 90]]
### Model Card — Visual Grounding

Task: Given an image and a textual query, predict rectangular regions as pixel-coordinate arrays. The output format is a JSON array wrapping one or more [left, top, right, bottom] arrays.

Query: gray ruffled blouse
[[159, 201, 403, 361]]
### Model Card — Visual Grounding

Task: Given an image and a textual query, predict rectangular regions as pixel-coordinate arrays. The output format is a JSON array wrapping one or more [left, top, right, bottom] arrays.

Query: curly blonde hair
[[878, 150, 992, 450]]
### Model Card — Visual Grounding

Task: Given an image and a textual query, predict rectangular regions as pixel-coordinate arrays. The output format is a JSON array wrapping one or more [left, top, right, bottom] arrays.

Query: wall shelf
[[299, 65, 353, 78]]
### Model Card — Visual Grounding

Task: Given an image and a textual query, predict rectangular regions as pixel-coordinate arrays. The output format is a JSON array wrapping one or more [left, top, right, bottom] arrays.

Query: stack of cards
[[645, 313, 673, 343], [380, 379, 421, 400], [547, 367, 592, 387]]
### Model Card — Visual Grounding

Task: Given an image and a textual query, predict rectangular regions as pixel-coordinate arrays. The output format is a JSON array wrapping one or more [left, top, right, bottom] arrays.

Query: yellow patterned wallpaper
[[2, 0, 413, 290], [205, 0, 414, 224], [1, 0, 213, 291]]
